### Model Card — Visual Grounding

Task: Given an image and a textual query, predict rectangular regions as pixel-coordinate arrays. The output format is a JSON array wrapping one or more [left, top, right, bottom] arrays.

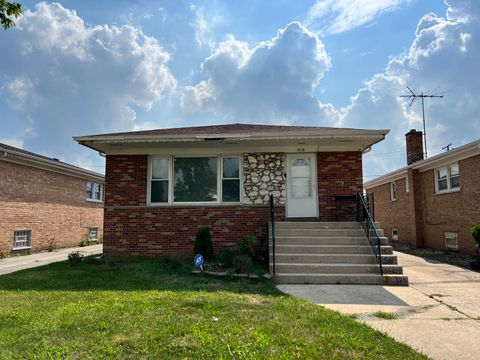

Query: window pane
[[152, 159, 169, 179], [174, 157, 217, 202], [222, 179, 240, 202], [449, 164, 459, 176], [438, 178, 448, 191], [94, 184, 102, 200], [450, 175, 460, 189], [437, 168, 447, 180], [86, 182, 93, 199], [222, 157, 239, 178], [151, 180, 169, 203]]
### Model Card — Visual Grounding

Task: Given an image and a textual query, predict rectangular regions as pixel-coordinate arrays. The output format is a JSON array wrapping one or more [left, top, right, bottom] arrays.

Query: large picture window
[[174, 157, 218, 202], [149, 155, 241, 204]]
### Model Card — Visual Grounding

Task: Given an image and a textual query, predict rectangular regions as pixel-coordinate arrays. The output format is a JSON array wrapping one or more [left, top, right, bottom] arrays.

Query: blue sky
[[1, 0, 478, 179]]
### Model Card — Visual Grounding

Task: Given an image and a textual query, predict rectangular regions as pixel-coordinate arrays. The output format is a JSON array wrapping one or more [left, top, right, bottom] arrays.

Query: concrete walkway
[[278, 251, 480, 360], [0, 245, 102, 276]]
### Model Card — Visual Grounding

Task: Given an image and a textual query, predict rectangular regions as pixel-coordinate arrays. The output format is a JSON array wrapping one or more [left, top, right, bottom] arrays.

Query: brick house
[[0, 143, 104, 254], [365, 130, 480, 255], [75, 123, 389, 258]]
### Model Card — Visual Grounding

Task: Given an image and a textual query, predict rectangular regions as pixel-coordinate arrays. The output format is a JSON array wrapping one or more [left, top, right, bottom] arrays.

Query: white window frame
[[86, 181, 103, 203], [444, 232, 459, 250], [147, 155, 242, 206], [88, 227, 98, 241], [434, 163, 460, 194], [13, 230, 31, 250], [390, 181, 397, 201], [391, 228, 399, 241], [220, 156, 242, 204]]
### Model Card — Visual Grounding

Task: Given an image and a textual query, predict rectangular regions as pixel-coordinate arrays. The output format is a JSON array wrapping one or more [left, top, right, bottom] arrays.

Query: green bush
[[216, 246, 236, 267], [236, 235, 256, 257], [471, 223, 480, 246], [193, 226, 213, 261], [68, 251, 83, 266], [233, 254, 254, 274]]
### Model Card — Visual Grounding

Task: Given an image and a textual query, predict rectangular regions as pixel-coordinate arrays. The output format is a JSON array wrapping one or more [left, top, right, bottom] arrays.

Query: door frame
[[285, 153, 319, 219]]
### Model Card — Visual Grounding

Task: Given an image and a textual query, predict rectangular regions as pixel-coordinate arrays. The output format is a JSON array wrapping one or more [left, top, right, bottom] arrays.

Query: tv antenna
[[400, 86, 443, 158], [442, 143, 452, 152]]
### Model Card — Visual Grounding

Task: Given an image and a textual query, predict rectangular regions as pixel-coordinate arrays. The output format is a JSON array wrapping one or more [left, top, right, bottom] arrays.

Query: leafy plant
[[236, 235, 256, 257], [216, 246, 236, 267], [471, 223, 480, 246], [233, 254, 254, 275], [193, 226, 213, 261], [0, 0, 22, 30], [68, 251, 83, 266], [47, 238, 57, 252]]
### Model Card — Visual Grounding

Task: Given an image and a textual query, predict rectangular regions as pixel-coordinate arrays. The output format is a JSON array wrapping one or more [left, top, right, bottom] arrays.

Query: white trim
[[433, 162, 460, 194], [86, 181, 104, 203], [390, 181, 397, 202], [220, 155, 242, 204], [365, 169, 408, 189]]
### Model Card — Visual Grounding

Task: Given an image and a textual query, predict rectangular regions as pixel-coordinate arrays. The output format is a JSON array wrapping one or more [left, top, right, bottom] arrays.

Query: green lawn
[[0, 257, 426, 359]]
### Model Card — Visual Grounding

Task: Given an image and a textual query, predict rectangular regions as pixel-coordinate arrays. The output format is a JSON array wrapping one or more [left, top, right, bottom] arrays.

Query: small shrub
[[68, 251, 83, 266], [471, 223, 480, 246], [193, 226, 213, 261], [233, 254, 254, 274], [47, 238, 57, 252], [236, 235, 256, 257], [217, 246, 236, 267], [0, 251, 10, 259]]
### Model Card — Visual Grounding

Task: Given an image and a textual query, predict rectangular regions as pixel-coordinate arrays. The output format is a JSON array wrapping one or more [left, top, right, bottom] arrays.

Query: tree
[[1, 0, 22, 30]]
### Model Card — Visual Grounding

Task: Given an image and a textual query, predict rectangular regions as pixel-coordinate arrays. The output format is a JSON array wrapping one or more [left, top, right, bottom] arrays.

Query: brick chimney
[[405, 129, 424, 165]]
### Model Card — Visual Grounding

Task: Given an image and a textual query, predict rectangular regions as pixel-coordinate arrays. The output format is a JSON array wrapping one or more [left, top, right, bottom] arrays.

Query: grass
[[372, 311, 400, 320], [0, 256, 426, 359]]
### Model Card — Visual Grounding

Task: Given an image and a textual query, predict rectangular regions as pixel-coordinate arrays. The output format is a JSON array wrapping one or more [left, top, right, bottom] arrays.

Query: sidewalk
[[278, 251, 480, 360], [0, 244, 102, 276]]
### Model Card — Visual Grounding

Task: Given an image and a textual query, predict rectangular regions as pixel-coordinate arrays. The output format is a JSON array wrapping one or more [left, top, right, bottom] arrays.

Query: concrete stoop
[[269, 221, 408, 286]]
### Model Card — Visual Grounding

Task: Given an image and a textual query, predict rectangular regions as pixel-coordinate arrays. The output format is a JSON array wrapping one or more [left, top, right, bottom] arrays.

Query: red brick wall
[[0, 160, 103, 253], [367, 154, 480, 255], [368, 175, 417, 247], [317, 152, 363, 221], [104, 152, 362, 256]]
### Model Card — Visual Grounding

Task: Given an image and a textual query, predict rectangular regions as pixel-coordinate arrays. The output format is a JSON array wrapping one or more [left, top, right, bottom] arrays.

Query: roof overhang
[[74, 129, 389, 155], [0, 146, 104, 183]]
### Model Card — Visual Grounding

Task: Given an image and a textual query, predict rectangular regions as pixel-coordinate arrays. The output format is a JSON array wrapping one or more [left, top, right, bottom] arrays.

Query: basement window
[[444, 232, 459, 250], [88, 228, 98, 241], [390, 181, 397, 201], [392, 229, 399, 241], [13, 230, 31, 250]]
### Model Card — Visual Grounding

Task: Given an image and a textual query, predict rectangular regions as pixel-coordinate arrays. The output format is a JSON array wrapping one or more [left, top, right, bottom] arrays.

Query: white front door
[[286, 153, 318, 218]]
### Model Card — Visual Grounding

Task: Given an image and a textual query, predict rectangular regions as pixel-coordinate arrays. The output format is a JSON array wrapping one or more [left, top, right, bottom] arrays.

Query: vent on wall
[[444, 232, 459, 250]]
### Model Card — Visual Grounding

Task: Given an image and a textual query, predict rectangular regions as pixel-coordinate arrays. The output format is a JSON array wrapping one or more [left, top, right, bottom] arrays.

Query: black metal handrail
[[269, 194, 276, 276], [357, 193, 383, 275]]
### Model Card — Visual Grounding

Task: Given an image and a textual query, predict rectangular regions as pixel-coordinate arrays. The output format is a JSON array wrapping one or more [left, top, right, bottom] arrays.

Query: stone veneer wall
[[242, 153, 286, 205]]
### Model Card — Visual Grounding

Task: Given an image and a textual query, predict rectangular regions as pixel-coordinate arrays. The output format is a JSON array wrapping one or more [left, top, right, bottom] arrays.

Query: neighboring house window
[[151, 158, 169, 203], [88, 227, 98, 241], [13, 230, 31, 249], [390, 181, 397, 201], [444, 232, 458, 250], [149, 156, 241, 204], [86, 181, 103, 201], [174, 157, 218, 202], [435, 163, 460, 193], [391, 229, 399, 241], [222, 157, 240, 202]]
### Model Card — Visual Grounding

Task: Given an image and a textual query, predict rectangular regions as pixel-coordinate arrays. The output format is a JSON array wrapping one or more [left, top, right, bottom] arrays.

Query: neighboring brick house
[[75, 123, 388, 257], [365, 130, 480, 255], [0, 143, 104, 254]]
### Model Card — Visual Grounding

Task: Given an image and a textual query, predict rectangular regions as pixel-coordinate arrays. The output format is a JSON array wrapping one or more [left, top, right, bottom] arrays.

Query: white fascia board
[[364, 169, 408, 189], [412, 141, 480, 172]]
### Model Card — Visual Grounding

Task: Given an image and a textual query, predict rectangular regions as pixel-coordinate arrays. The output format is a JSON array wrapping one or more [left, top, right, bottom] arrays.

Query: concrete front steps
[[269, 221, 408, 286]]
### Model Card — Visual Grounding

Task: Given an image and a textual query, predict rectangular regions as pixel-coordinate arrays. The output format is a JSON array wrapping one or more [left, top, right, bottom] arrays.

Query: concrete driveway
[[0, 245, 102, 276], [278, 251, 480, 360]]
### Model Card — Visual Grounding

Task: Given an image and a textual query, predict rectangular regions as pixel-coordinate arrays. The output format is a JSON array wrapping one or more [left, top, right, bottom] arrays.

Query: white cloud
[[342, 0, 480, 175], [190, 4, 223, 49], [306, 0, 408, 35], [182, 22, 337, 124], [0, 2, 176, 167]]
